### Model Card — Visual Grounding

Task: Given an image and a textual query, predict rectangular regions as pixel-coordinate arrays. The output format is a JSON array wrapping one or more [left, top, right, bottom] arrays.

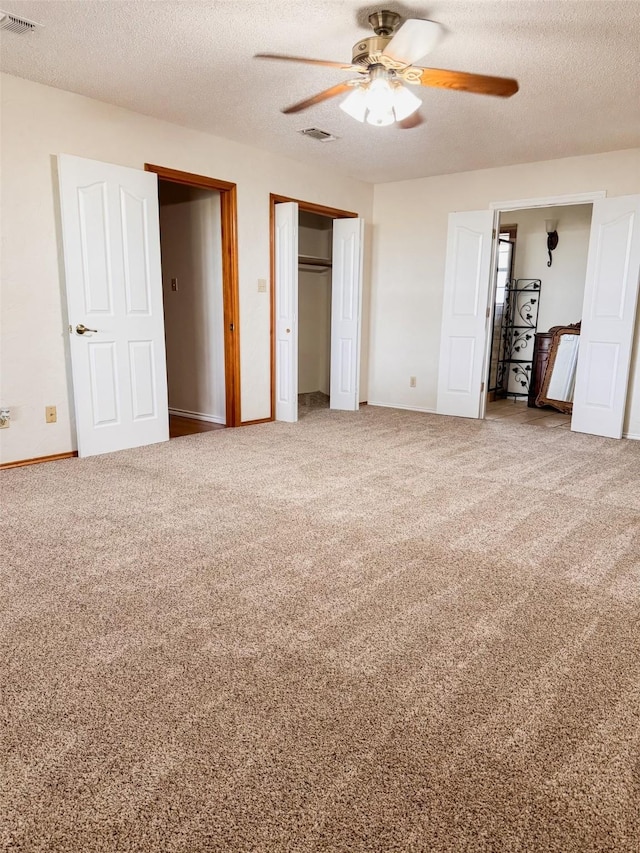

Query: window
[[495, 226, 517, 305]]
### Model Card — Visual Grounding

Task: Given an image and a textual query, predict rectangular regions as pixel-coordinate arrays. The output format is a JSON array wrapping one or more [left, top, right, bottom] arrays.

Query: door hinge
[[481, 382, 485, 393], [486, 307, 491, 318], [492, 229, 497, 239], [229, 323, 235, 331]]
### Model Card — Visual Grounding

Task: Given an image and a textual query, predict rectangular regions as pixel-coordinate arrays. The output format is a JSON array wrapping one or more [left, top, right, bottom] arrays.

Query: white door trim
[[478, 220, 503, 420], [489, 190, 606, 211]]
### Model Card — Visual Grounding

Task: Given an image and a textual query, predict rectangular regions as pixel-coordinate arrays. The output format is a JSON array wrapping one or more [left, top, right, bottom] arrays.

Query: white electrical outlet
[[409, 376, 417, 388]]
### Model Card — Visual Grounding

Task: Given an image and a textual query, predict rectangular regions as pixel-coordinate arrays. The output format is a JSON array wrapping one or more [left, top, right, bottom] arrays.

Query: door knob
[[75, 324, 97, 335], [286, 328, 291, 333]]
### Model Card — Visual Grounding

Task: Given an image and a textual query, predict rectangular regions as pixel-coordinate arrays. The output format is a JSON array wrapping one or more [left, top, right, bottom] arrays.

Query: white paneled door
[[572, 194, 640, 439], [58, 155, 169, 457], [275, 202, 299, 423], [330, 218, 364, 411], [436, 210, 495, 418]]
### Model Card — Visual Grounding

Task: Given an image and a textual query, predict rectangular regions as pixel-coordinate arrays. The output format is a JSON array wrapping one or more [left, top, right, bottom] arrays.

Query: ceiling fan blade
[[283, 82, 353, 114], [383, 19, 442, 65], [397, 112, 424, 130], [255, 53, 354, 70], [416, 67, 519, 97]]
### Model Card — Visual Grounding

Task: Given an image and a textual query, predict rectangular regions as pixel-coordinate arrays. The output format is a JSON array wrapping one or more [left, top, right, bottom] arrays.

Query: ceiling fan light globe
[[365, 77, 394, 113], [392, 84, 422, 121], [366, 109, 394, 127], [340, 87, 368, 122]]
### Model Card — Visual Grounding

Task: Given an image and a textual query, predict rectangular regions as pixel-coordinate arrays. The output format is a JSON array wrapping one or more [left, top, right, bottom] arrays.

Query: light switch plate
[[258, 278, 267, 293]]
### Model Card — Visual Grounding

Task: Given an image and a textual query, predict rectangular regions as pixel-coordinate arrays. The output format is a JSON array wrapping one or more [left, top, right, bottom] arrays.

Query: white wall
[[299, 216, 331, 261], [159, 187, 225, 423], [0, 73, 373, 463], [504, 204, 592, 332], [369, 148, 640, 436]]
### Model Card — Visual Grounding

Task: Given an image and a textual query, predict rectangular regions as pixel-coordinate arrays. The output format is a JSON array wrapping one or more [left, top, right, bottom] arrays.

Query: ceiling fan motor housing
[[352, 35, 392, 66]]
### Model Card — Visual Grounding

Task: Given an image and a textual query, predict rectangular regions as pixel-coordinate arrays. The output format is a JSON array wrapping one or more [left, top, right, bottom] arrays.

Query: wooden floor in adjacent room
[[485, 398, 571, 428], [169, 415, 226, 439]]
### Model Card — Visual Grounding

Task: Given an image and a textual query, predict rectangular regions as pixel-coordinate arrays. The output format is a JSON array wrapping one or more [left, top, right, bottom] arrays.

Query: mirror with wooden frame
[[536, 323, 581, 414]]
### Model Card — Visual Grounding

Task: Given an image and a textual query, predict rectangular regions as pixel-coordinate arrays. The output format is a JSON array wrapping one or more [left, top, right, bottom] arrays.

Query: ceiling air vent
[[299, 128, 338, 143], [0, 10, 42, 34]]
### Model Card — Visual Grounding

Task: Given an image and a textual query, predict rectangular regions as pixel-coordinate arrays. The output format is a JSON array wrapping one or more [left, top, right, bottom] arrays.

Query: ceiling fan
[[256, 10, 519, 128]]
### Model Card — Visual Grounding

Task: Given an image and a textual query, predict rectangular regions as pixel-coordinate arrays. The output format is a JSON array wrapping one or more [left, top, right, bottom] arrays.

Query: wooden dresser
[[528, 331, 555, 407]]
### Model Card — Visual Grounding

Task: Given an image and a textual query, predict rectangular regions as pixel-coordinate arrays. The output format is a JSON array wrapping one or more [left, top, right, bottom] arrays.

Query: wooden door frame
[[269, 194, 358, 421], [145, 164, 241, 427]]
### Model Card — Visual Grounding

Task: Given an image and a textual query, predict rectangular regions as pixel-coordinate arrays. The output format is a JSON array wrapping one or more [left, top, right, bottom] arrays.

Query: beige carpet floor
[[1, 406, 639, 852]]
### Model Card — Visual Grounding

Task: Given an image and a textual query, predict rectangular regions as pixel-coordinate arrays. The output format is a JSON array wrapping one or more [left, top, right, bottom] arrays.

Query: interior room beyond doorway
[[485, 398, 571, 429], [486, 203, 592, 428], [298, 211, 333, 417], [158, 179, 227, 438]]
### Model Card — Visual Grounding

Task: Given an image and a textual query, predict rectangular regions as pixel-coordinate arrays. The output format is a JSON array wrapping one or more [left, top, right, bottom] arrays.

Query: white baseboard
[[623, 431, 639, 441], [169, 408, 225, 425], [367, 400, 437, 414]]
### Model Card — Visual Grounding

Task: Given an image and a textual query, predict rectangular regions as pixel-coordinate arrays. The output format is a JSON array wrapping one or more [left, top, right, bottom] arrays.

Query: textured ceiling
[[1, 1, 639, 183]]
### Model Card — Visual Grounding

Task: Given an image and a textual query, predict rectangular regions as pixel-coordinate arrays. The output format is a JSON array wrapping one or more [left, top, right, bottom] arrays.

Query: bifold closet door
[[330, 217, 364, 411], [275, 202, 299, 422]]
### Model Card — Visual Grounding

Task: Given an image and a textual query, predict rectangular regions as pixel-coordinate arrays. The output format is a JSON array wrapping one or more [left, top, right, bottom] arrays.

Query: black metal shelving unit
[[495, 278, 542, 400]]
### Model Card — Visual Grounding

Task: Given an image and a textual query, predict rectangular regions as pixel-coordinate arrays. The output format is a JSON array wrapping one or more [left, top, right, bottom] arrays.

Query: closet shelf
[[298, 255, 332, 271]]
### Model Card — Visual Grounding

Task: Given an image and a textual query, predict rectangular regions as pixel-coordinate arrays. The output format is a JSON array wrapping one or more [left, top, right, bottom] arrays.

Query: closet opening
[[485, 203, 593, 430], [270, 194, 362, 423], [298, 211, 333, 418]]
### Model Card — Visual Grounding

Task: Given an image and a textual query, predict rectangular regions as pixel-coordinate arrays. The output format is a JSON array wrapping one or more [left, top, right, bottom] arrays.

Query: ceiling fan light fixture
[[392, 83, 422, 121], [341, 75, 420, 127], [339, 87, 368, 122]]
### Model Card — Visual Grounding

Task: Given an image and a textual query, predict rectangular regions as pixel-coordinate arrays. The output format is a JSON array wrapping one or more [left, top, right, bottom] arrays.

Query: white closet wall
[[298, 271, 331, 394]]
